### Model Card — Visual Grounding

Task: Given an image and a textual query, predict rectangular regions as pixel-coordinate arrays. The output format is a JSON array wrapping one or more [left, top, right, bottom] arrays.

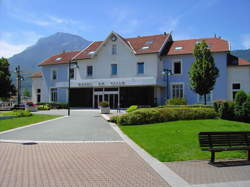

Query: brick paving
[[0, 142, 169, 187], [165, 160, 250, 185]]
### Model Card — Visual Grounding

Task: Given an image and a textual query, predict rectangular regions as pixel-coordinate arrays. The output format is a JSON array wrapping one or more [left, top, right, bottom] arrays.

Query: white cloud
[[242, 34, 250, 49], [0, 41, 29, 58], [0, 31, 43, 58]]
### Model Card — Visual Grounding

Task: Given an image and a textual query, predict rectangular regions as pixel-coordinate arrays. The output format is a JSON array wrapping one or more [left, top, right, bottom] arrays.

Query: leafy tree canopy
[[0, 57, 16, 99], [189, 41, 219, 104]]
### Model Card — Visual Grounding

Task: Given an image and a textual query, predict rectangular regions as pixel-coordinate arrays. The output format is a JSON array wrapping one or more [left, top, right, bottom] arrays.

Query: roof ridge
[[173, 37, 228, 42]]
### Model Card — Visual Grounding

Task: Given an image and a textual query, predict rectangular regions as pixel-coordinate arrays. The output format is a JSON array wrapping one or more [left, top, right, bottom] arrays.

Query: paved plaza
[[0, 110, 122, 141], [0, 109, 250, 186]]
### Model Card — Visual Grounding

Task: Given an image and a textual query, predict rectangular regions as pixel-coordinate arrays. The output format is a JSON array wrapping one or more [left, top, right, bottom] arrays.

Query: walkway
[[0, 110, 169, 187]]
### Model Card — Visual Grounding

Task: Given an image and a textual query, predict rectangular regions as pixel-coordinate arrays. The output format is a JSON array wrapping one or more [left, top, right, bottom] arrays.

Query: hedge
[[38, 102, 68, 109], [110, 107, 218, 125]]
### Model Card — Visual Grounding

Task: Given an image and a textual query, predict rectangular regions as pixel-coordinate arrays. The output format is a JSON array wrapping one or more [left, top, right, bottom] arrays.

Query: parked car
[[11, 102, 38, 112], [11, 104, 26, 110]]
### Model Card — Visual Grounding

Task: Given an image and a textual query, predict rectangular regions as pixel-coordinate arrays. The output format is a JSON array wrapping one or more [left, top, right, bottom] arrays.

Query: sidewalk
[[0, 142, 169, 187]]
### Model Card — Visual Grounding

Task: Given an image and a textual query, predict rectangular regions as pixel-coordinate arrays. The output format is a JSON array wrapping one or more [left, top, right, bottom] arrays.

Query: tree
[[23, 88, 30, 97], [23, 88, 31, 97], [189, 41, 219, 105], [0, 57, 16, 99]]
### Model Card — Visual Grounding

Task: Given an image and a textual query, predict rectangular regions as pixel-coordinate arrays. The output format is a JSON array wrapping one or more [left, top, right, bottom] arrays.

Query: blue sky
[[0, 0, 250, 57]]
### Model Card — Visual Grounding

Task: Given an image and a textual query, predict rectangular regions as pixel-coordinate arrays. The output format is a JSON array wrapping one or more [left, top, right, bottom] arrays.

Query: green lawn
[[0, 114, 61, 132], [120, 119, 250, 162]]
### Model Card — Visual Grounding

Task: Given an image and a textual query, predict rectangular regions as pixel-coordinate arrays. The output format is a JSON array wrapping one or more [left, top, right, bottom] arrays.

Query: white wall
[[76, 36, 161, 80], [227, 66, 250, 100], [31, 77, 42, 103]]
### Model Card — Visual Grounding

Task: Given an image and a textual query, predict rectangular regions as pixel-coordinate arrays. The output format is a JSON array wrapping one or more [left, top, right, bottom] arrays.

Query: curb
[[101, 114, 190, 187]]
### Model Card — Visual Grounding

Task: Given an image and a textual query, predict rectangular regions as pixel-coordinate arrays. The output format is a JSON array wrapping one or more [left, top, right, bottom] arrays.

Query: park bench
[[199, 131, 250, 163]]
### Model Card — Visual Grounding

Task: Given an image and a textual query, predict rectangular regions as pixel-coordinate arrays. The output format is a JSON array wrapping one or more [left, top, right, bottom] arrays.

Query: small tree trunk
[[204, 93, 207, 105]]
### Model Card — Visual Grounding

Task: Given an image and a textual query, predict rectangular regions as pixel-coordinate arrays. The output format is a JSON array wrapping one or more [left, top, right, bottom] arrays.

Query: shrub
[[116, 107, 218, 125], [109, 115, 119, 123], [167, 97, 187, 105], [126, 105, 138, 113], [234, 90, 247, 120], [213, 100, 224, 112], [217, 101, 235, 120], [13, 110, 32, 117], [99, 101, 109, 107], [243, 94, 250, 122], [38, 102, 68, 109], [234, 90, 247, 105], [38, 105, 50, 110]]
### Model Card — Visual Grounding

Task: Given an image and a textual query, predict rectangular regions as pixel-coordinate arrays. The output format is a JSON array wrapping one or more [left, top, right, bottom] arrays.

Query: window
[[173, 61, 182, 74], [198, 92, 212, 103], [141, 46, 150, 50], [174, 46, 183, 50], [137, 62, 144, 74], [87, 66, 93, 77], [232, 83, 241, 100], [69, 68, 75, 79], [232, 83, 240, 90], [51, 88, 57, 102], [51, 70, 57, 80], [172, 84, 184, 98], [88, 51, 95, 55], [111, 64, 117, 76], [112, 44, 117, 55], [55, 57, 62, 61]]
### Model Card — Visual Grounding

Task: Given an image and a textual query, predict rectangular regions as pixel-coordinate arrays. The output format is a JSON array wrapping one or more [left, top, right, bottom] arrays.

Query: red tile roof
[[167, 38, 229, 55], [39, 33, 169, 66], [31, 72, 42, 78], [238, 58, 250, 66], [39, 51, 81, 66]]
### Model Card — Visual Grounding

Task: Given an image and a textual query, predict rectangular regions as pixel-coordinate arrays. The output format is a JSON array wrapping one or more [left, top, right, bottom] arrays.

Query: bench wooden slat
[[198, 131, 250, 163]]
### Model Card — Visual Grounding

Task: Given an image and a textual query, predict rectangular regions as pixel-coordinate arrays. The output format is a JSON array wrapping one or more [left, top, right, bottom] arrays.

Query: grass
[[0, 114, 61, 132], [0, 111, 17, 116], [120, 119, 250, 162]]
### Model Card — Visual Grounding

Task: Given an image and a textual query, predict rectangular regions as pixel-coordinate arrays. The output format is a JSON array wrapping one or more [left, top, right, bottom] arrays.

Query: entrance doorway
[[93, 88, 119, 108]]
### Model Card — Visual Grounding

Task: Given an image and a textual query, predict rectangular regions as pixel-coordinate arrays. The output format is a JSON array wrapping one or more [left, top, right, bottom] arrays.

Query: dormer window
[[174, 46, 183, 50], [88, 51, 95, 55], [145, 40, 153, 45], [196, 40, 202, 44], [141, 46, 150, 50], [55, 57, 62, 61]]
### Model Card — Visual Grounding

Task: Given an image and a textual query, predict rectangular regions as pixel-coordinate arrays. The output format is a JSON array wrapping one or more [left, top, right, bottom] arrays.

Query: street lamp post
[[162, 68, 172, 101], [68, 60, 78, 116]]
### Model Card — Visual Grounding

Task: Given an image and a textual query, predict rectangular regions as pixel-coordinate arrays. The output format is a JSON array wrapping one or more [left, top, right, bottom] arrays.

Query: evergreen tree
[[0, 57, 16, 99], [189, 41, 219, 105]]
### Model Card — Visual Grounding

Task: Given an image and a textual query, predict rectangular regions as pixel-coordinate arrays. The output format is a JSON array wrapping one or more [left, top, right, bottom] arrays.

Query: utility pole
[[15, 66, 23, 105]]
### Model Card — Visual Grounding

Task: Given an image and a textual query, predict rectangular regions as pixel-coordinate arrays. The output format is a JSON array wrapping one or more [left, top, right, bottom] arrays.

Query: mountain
[[8, 32, 91, 91], [9, 32, 91, 72], [231, 49, 250, 61]]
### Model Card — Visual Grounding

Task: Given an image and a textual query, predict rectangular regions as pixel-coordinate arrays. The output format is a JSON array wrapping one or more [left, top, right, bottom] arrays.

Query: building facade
[[31, 31, 250, 108]]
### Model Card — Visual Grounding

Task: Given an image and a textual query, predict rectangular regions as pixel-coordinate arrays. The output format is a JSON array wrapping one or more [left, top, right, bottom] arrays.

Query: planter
[[100, 107, 110, 114]]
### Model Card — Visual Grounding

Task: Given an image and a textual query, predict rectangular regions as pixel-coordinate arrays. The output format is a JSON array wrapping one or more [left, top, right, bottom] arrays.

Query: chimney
[[214, 34, 217, 38], [164, 32, 167, 35]]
